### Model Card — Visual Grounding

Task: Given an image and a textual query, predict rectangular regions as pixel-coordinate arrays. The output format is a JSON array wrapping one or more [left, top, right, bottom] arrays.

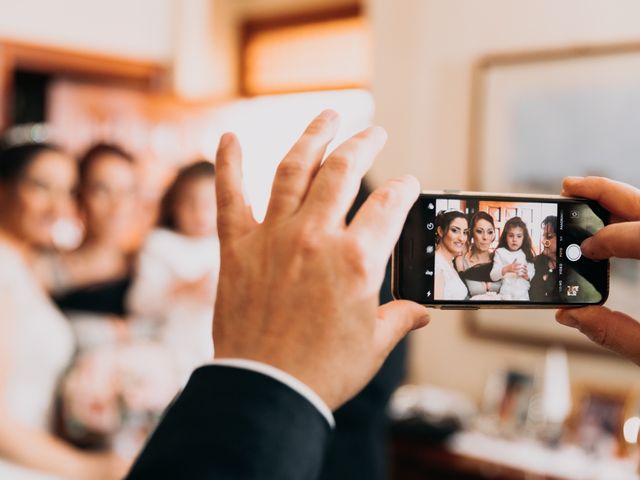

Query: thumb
[[375, 300, 430, 356], [581, 221, 640, 260], [556, 306, 640, 365]]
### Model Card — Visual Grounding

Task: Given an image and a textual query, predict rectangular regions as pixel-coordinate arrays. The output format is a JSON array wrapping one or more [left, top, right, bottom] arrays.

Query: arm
[[525, 261, 535, 282], [127, 366, 331, 479], [490, 249, 506, 281]]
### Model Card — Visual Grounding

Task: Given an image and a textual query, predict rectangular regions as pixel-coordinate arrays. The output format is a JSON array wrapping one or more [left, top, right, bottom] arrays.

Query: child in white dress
[[127, 161, 219, 382], [490, 217, 536, 301]]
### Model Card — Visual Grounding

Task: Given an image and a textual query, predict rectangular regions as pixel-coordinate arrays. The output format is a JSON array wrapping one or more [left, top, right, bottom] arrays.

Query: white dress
[[127, 229, 220, 382], [0, 245, 74, 479], [434, 251, 468, 300], [490, 247, 536, 301]]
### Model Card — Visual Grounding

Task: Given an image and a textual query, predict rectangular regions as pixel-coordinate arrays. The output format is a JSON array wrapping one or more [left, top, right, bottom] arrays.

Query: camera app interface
[[418, 197, 607, 304]]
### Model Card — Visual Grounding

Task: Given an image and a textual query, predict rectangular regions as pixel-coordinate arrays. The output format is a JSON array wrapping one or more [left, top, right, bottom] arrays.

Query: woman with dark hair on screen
[[0, 143, 126, 479], [455, 211, 502, 299], [530, 215, 560, 302], [434, 210, 469, 300]]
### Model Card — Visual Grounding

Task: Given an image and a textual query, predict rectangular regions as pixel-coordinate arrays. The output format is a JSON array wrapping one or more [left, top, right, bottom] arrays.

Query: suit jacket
[[127, 366, 331, 480]]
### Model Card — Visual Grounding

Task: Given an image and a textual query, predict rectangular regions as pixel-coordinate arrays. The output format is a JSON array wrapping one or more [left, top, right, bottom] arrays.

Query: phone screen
[[393, 193, 610, 307]]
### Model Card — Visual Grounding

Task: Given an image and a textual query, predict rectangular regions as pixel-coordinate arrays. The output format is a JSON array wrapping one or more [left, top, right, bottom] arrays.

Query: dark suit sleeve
[[127, 365, 332, 480]]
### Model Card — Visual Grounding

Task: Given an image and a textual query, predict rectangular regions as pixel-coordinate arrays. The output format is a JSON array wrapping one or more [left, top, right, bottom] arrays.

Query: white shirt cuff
[[210, 358, 335, 428]]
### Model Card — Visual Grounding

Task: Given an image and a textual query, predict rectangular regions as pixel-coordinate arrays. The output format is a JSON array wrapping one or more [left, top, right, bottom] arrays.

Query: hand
[[213, 110, 430, 410], [502, 260, 523, 276], [520, 265, 529, 281], [556, 176, 640, 365]]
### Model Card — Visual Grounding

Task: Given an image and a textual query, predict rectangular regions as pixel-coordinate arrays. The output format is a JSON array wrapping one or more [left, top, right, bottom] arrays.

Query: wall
[[369, 0, 640, 402], [0, 0, 175, 61]]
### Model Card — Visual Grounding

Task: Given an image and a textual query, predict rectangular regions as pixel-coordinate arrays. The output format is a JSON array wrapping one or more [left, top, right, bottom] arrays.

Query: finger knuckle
[[305, 116, 331, 135], [344, 236, 371, 278], [326, 153, 352, 175], [369, 186, 397, 209], [295, 225, 322, 257], [217, 188, 238, 209], [581, 322, 609, 347], [277, 154, 307, 178]]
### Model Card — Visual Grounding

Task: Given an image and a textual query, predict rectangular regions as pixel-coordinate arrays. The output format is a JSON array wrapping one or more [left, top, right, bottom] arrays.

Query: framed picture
[[488, 206, 501, 222], [504, 207, 517, 220], [465, 42, 640, 354], [480, 368, 534, 435], [567, 384, 631, 457]]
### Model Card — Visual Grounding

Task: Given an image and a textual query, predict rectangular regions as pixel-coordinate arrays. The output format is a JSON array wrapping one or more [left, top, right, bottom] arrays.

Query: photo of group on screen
[[433, 199, 559, 301]]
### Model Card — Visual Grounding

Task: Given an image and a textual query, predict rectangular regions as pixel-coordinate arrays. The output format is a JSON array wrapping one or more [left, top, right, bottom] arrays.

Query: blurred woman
[[434, 210, 469, 300], [0, 143, 126, 479], [455, 211, 501, 299], [127, 160, 219, 381], [48, 144, 139, 316], [35, 144, 141, 349]]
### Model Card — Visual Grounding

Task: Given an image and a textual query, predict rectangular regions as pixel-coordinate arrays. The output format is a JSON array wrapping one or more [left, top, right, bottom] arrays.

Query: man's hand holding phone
[[557, 176, 640, 365]]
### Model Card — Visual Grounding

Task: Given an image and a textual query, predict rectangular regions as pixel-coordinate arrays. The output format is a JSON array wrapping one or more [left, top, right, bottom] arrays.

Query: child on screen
[[490, 216, 536, 301]]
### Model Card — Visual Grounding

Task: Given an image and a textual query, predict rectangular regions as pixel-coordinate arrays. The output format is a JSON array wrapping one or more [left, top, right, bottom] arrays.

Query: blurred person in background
[[127, 160, 219, 381], [36, 144, 141, 348], [0, 143, 127, 479]]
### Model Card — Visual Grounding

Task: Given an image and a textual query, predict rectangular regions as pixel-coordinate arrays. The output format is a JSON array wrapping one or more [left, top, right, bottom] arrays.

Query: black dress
[[53, 277, 132, 317], [530, 254, 559, 302]]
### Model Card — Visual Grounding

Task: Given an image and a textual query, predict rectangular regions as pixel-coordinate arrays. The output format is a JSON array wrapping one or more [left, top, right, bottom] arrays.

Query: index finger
[[562, 176, 640, 221], [215, 133, 256, 241], [348, 175, 420, 272]]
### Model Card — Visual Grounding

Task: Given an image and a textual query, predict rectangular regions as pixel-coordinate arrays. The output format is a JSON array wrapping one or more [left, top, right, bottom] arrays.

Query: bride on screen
[[434, 210, 469, 300]]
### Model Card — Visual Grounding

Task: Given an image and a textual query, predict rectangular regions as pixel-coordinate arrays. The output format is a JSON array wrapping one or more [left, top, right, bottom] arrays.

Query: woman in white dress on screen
[[434, 210, 469, 300], [0, 144, 126, 479]]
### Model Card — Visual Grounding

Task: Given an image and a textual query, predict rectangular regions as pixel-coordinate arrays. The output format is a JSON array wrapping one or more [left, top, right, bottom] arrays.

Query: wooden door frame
[[0, 40, 168, 132]]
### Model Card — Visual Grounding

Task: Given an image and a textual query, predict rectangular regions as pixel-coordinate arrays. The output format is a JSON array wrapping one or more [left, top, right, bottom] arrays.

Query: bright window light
[[200, 89, 374, 221]]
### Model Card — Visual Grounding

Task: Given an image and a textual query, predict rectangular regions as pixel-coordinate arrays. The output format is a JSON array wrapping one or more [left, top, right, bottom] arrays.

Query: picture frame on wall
[[465, 42, 640, 354], [567, 384, 631, 457]]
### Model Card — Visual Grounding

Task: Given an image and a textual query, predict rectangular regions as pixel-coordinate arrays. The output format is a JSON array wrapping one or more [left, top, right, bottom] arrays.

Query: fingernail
[[417, 313, 431, 328], [563, 176, 583, 185], [319, 109, 338, 120], [369, 126, 388, 144], [556, 310, 577, 328], [219, 132, 234, 149]]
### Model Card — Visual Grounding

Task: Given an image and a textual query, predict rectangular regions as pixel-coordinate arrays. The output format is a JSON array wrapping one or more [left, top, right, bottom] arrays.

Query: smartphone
[[392, 191, 610, 309]]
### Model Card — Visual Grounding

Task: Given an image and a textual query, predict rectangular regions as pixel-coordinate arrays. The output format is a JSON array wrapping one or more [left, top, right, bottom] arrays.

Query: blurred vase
[[541, 346, 572, 445]]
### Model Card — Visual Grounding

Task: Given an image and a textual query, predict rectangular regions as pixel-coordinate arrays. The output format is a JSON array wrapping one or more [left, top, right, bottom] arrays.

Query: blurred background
[[3, 1, 640, 479]]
